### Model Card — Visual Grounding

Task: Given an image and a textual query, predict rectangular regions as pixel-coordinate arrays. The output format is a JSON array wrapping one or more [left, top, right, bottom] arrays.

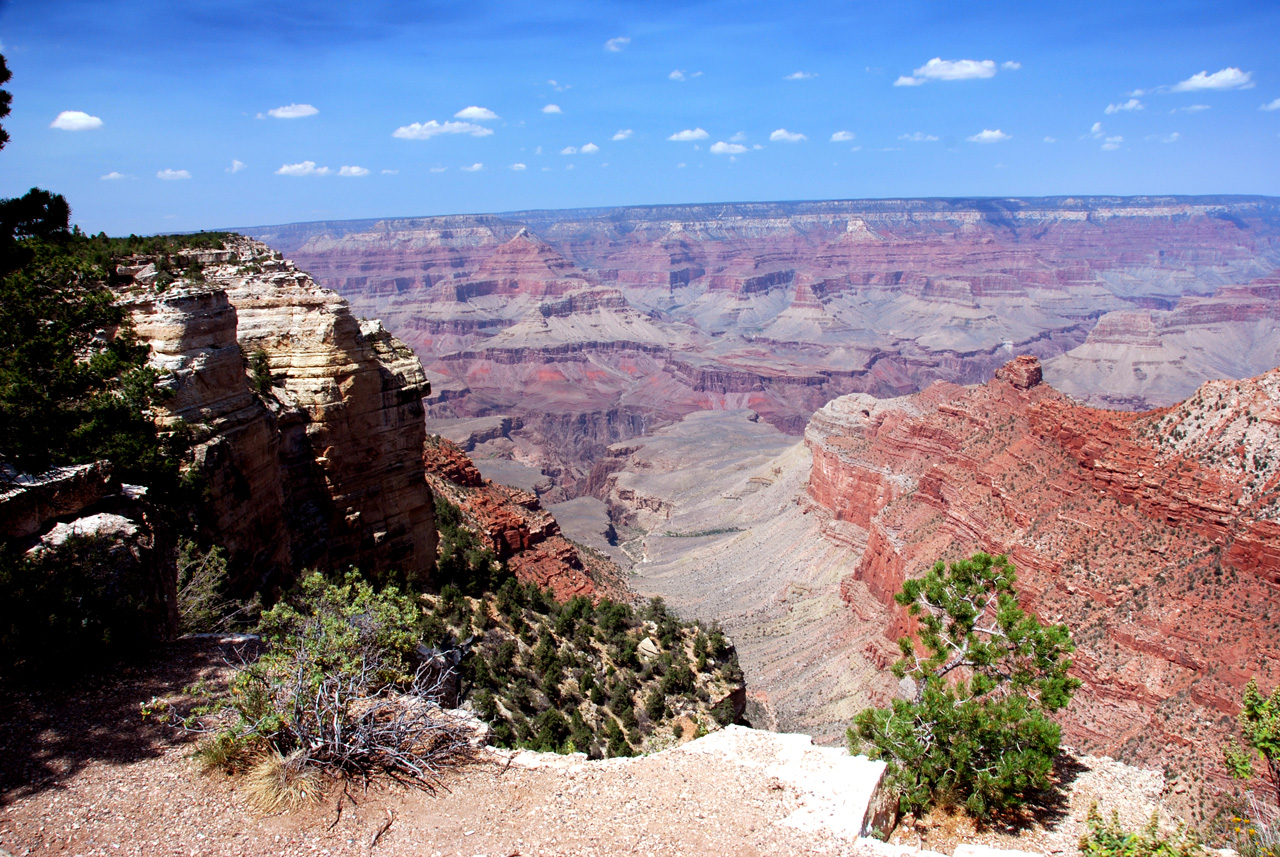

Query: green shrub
[[849, 552, 1079, 820], [1079, 804, 1203, 857]]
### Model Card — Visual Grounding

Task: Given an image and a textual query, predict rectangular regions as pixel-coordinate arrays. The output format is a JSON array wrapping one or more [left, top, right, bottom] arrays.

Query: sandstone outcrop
[[245, 196, 1280, 497], [118, 238, 437, 591], [805, 356, 1280, 805], [423, 436, 624, 600]]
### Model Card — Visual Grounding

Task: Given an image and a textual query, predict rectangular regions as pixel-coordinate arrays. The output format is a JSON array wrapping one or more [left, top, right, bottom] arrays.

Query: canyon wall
[[244, 196, 1280, 495], [120, 238, 437, 592], [805, 355, 1280, 811]]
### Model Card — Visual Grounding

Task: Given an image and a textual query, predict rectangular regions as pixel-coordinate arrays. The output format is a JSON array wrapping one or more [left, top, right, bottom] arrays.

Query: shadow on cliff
[[0, 637, 233, 804]]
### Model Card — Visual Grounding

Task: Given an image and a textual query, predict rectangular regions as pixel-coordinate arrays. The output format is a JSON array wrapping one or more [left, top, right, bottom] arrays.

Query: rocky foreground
[[0, 639, 1172, 857]]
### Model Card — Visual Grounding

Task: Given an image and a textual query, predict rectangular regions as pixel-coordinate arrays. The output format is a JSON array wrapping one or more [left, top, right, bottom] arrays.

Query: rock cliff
[[804, 356, 1280, 813], [118, 238, 437, 592], [423, 436, 625, 600], [243, 196, 1280, 497]]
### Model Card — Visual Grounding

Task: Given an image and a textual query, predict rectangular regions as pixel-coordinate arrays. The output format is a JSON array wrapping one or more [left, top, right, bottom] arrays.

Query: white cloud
[[669, 70, 686, 81], [1043, 136, 1057, 143], [612, 129, 633, 141], [454, 106, 499, 121], [392, 120, 494, 139], [542, 104, 562, 114], [710, 141, 747, 154], [157, 168, 191, 180], [511, 163, 527, 171], [381, 169, 399, 174], [227, 159, 247, 173], [1173, 67, 1254, 92], [770, 128, 807, 143], [1102, 136, 1123, 150], [1261, 98, 1280, 112], [913, 57, 997, 81], [267, 103, 318, 119], [830, 131, 855, 142], [580, 142, 600, 154], [1089, 122, 1105, 138], [1105, 98, 1144, 114], [338, 165, 370, 177], [461, 163, 483, 172], [1148, 132, 1181, 143], [784, 71, 817, 80], [894, 76, 925, 87], [605, 36, 630, 52], [50, 110, 103, 131], [668, 128, 709, 141], [1001, 61, 1022, 71], [676, 162, 686, 169], [100, 171, 127, 180], [430, 166, 447, 173], [1172, 104, 1211, 113], [730, 131, 747, 142], [561, 146, 578, 155], [967, 129, 1011, 143], [276, 161, 330, 176], [899, 132, 938, 142]]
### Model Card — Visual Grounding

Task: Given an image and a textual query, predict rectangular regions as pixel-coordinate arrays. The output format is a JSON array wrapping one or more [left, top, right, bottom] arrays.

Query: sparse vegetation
[[1079, 803, 1203, 857], [1225, 678, 1280, 808]]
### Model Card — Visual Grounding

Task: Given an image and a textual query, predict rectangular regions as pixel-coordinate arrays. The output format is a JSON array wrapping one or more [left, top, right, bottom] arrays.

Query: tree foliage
[[1225, 678, 1280, 808], [849, 552, 1080, 819]]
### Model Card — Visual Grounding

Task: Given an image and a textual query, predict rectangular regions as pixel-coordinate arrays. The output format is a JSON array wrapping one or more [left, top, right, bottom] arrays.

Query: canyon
[[246, 196, 1280, 497]]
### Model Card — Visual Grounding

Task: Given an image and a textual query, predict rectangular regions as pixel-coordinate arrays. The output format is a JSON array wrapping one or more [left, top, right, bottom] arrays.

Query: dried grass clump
[[244, 749, 325, 814]]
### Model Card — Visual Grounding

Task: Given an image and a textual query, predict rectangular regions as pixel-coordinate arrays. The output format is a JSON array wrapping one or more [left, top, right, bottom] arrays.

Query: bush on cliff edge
[[848, 551, 1080, 820]]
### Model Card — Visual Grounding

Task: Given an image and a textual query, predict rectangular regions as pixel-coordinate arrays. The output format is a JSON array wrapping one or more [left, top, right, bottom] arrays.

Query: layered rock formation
[[423, 436, 625, 600], [119, 239, 437, 592], [245, 196, 1280, 496], [805, 356, 1280, 806]]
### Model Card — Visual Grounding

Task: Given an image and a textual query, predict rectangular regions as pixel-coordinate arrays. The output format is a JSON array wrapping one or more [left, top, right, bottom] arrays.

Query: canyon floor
[[0, 638, 1175, 857]]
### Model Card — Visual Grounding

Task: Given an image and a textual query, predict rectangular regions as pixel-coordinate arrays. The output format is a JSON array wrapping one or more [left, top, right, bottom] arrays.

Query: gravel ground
[[0, 639, 1172, 857]]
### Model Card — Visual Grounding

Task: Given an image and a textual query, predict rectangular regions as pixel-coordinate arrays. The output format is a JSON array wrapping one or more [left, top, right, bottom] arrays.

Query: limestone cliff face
[[120, 238, 436, 591], [804, 356, 1280, 793]]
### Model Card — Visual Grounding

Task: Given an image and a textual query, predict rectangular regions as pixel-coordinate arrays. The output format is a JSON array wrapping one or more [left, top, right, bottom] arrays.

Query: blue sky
[[1, 0, 1277, 235]]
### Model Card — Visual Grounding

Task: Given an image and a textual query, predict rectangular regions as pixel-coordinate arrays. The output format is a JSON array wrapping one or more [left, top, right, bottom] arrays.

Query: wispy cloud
[[1001, 61, 1022, 71], [265, 103, 318, 119], [381, 169, 399, 175], [100, 171, 128, 180], [1171, 104, 1211, 113], [710, 141, 747, 155], [1105, 98, 1144, 114], [461, 163, 483, 172], [784, 71, 817, 80], [50, 110, 103, 131], [580, 142, 599, 154], [612, 129, 633, 141], [1043, 136, 1057, 143], [276, 161, 330, 176], [670, 70, 686, 81], [1261, 98, 1280, 112], [1102, 136, 1123, 150], [668, 128, 709, 141], [429, 166, 447, 173], [830, 131, 855, 142], [915, 57, 997, 81], [770, 128, 807, 143], [560, 146, 578, 155], [157, 168, 191, 180], [392, 120, 494, 139], [899, 132, 938, 142], [227, 159, 247, 174], [511, 163, 527, 171], [605, 36, 630, 52], [542, 104, 563, 114], [967, 129, 1011, 143], [1147, 132, 1181, 143], [454, 106, 499, 121], [1172, 67, 1254, 92], [893, 75, 926, 87], [338, 165, 370, 177]]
